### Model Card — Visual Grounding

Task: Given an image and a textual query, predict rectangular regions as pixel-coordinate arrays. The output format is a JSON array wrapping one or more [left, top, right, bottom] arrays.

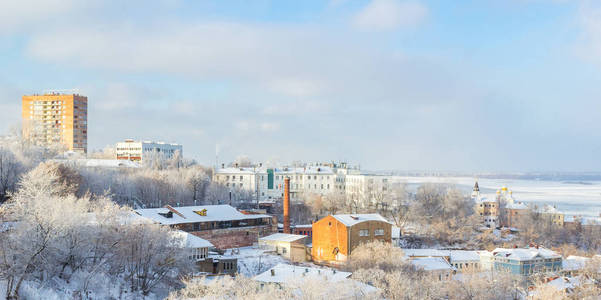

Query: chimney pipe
[[283, 177, 291, 234]]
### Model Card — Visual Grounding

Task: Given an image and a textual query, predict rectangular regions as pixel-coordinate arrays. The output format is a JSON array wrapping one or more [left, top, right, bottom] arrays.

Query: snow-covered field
[[396, 176, 601, 218]]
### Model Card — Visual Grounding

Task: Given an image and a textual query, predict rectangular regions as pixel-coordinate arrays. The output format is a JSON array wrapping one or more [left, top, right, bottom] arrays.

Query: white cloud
[[353, 0, 427, 32], [268, 78, 323, 97], [577, 2, 601, 64], [235, 121, 251, 132], [260, 122, 280, 132], [0, 0, 83, 34]]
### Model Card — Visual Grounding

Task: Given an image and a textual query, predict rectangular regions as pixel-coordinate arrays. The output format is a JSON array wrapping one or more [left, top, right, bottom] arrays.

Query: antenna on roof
[[42, 88, 81, 95]]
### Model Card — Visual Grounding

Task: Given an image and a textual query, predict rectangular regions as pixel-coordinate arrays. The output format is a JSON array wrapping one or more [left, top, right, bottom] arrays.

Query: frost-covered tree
[[0, 162, 191, 299], [0, 147, 22, 203]]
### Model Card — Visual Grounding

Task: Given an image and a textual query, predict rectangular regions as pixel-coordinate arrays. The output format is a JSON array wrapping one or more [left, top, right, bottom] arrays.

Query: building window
[[359, 229, 369, 236], [374, 229, 384, 236]]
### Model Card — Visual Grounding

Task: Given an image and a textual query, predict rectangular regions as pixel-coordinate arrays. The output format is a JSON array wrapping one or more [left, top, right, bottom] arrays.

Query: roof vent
[[350, 216, 359, 220], [270, 269, 275, 276]]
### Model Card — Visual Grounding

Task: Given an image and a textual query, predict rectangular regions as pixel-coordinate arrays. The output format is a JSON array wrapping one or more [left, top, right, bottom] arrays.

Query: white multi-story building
[[214, 164, 339, 202], [345, 174, 392, 208], [116, 139, 182, 161], [214, 162, 395, 207]]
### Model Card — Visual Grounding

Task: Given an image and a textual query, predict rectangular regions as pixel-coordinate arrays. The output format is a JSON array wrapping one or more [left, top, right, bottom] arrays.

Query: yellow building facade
[[22, 93, 88, 153]]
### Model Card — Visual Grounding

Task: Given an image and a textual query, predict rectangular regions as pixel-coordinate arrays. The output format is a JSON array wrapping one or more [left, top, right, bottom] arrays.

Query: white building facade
[[214, 162, 394, 207], [214, 164, 339, 202], [116, 139, 182, 161]]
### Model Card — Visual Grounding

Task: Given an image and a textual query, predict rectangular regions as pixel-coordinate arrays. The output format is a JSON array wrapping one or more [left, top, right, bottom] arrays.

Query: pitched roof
[[562, 255, 590, 271], [492, 247, 561, 261], [450, 250, 481, 262], [411, 257, 454, 271], [538, 204, 564, 215], [259, 233, 307, 243], [172, 230, 214, 248], [475, 196, 497, 203], [134, 204, 272, 225], [332, 214, 391, 227], [253, 264, 379, 296], [254, 263, 351, 283], [506, 202, 529, 210], [402, 248, 450, 258]]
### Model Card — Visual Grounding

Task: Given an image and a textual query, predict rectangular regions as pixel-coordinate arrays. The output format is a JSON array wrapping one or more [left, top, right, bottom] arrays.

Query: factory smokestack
[[283, 177, 291, 234]]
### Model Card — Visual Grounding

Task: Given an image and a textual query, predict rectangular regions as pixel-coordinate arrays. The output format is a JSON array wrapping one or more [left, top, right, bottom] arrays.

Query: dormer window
[[158, 211, 173, 218]]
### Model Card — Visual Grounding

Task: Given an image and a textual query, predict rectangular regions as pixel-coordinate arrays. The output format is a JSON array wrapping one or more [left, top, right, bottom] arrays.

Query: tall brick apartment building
[[135, 204, 277, 249], [311, 214, 392, 264], [22, 93, 88, 153]]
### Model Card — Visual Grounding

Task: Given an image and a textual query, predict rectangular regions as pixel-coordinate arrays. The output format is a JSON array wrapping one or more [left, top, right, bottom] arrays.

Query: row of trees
[[0, 134, 256, 209], [513, 210, 601, 255], [0, 163, 193, 299]]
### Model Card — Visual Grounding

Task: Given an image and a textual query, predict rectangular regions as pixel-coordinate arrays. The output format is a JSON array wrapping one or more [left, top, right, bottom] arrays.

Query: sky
[[1, 0, 601, 172]]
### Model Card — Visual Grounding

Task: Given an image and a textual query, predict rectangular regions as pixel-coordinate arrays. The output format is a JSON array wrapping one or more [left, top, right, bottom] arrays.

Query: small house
[[259, 233, 309, 262]]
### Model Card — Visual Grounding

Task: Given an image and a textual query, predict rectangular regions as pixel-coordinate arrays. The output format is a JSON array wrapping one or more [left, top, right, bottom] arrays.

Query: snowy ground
[[0, 271, 166, 300], [395, 176, 601, 217]]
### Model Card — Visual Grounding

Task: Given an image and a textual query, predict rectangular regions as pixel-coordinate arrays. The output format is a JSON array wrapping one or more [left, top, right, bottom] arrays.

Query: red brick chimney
[[283, 177, 291, 234]]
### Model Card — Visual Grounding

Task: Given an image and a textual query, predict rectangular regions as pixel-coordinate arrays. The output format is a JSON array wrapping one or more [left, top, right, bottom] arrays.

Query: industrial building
[[134, 204, 276, 249]]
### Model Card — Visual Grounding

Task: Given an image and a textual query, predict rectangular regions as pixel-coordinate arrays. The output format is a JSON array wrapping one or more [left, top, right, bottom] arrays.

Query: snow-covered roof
[[253, 263, 378, 297], [492, 247, 561, 261], [506, 202, 529, 210], [259, 233, 307, 243], [172, 231, 213, 248], [402, 249, 450, 258], [546, 276, 581, 291], [332, 214, 391, 227], [411, 257, 454, 271], [274, 166, 335, 175], [134, 205, 272, 225], [450, 251, 481, 262], [215, 167, 257, 174], [538, 204, 564, 215], [477, 250, 493, 258], [216, 166, 336, 175], [562, 256, 590, 271], [293, 224, 312, 228], [475, 196, 497, 203], [254, 263, 351, 283]]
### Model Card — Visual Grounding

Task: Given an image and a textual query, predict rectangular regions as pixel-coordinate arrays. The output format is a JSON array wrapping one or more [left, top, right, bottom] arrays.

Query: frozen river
[[394, 176, 601, 218]]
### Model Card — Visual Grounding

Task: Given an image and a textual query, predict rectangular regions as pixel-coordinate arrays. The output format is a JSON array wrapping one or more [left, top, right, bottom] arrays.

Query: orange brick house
[[311, 214, 392, 264]]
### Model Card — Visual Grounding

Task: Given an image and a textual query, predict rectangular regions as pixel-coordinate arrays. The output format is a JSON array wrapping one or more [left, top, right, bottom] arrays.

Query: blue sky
[[1, 0, 600, 172]]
